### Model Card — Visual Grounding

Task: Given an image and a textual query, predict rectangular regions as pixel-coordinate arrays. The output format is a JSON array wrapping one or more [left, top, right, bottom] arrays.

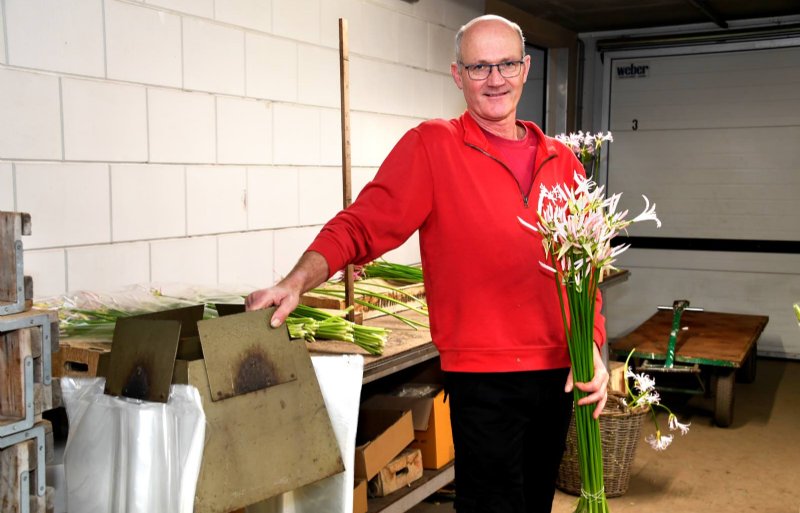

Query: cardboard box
[[608, 360, 626, 394], [362, 383, 455, 470], [368, 447, 424, 497], [353, 479, 367, 513], [354, 408, 415, 481]]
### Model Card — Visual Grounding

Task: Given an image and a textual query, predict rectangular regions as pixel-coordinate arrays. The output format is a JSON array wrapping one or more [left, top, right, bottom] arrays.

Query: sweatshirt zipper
[[466, 143, 556, 208]]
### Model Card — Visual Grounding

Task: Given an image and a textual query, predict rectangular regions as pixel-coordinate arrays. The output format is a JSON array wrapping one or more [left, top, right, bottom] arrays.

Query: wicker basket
[[556, 393, 648, 498]]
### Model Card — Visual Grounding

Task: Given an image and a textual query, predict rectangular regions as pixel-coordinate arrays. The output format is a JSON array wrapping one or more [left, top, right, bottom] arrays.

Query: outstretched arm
[[245, 251, 329, 327]]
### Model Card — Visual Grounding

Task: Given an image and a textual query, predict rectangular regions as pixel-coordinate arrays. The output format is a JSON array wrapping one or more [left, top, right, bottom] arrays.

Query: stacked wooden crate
[[1, 211, 57, 513]]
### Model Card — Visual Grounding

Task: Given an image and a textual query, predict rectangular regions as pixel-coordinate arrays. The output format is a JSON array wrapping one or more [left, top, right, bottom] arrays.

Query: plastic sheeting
[[61, 377, 206, 513], [248, 354, 364, 513]]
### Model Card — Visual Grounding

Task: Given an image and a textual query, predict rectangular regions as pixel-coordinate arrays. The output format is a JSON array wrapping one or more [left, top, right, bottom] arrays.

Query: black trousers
[[444, 368, 572, 513]]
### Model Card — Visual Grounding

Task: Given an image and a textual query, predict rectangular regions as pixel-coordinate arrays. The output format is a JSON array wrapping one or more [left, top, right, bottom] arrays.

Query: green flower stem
[[553, 256, 609, 513]]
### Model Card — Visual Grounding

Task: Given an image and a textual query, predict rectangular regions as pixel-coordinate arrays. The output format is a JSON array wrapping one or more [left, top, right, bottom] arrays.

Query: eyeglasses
[[459, 60, 525, 80]]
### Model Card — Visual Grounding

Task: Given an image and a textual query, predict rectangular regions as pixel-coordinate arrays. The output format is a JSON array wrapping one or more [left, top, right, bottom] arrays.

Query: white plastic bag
[[247, 354, 364, 513], [61, 377, 206, 513]]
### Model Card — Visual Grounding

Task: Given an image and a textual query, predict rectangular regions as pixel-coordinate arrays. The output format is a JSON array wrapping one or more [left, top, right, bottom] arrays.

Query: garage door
[[601, 43, 800, 359]]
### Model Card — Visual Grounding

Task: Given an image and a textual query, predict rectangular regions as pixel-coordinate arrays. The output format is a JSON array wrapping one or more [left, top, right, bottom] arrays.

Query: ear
[[521, 54, 531, 83], [451, 61, 464, 90]]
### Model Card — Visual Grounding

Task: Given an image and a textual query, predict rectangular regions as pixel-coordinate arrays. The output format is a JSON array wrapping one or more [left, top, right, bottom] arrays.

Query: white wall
[[578, 18, 800, 359], [0, 0, 484, 297]]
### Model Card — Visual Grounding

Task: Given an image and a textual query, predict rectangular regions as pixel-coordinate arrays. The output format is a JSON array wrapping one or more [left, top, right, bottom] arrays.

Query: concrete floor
[[408, 358, 800, 513]]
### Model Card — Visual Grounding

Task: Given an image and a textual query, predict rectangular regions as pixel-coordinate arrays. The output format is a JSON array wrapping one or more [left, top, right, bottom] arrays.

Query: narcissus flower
[[623, 351, 691, 452], [646, 431, 674, 451]]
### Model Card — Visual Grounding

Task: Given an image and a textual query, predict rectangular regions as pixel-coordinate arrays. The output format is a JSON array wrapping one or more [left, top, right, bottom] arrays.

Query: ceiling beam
[[685, 0, 729, 28]]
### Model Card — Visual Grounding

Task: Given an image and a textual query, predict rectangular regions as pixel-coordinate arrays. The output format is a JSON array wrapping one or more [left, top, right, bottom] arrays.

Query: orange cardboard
[[362, 384, 455, 469], [354, 408, 414, 481], [353, 479, 367, 513]]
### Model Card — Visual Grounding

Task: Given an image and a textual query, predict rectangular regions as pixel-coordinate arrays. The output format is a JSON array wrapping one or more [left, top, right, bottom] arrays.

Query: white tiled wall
[[146, 0, 214, 19], [361, 2, 399, 61], [214, 0, 272, 33], [247, 166, 299, 230], [5, 0, 105, 77], [148, 88, 216, 164], [319, 108, 343, 166], [272, 103, 322, 166], [110, 164, 186, 241], [150, 236, 218, 285], [0, 0, 484, 297], [0, 5, 6, 65], [297, 44, 341, 108], [182, 17, 245, 96], [15, 163, 111, 249], [297, 168, 347, 225], [23, 249, 66, 297], [105, 1, 182, 88], [398, 14, 429, 69], [272, 0, 320, 44], [0, 163, 13, 211], [218, 230, 275, 288], [217, 97, 272, 164], [428, 23, 458, 72], [245, 33, 298, 102], [320, 0, 364, 51], [273, 226, 322, 279], [186, 166, 247, 235], [0, 69, 61, 160], [67, 242, 150, 292], [62, 78, 148, 162]]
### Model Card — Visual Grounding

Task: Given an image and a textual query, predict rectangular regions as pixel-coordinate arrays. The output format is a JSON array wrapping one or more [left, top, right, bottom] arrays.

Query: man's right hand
[[245, 283, 300, 328], [244, 251, 330, 328]]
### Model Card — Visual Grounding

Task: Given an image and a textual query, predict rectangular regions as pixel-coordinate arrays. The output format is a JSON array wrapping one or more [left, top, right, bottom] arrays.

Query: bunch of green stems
[[362, 260, 424, 284], [288, 304, 388, 355], [553, 259, 609, 513], [310, 282, 428, 330]]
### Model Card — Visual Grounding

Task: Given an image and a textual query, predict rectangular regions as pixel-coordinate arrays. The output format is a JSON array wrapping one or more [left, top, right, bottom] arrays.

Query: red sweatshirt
[[308, 112, 606, 372]]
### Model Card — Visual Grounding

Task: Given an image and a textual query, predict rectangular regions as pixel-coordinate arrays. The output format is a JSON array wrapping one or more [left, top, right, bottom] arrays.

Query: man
[[247, 14, 608, 513]]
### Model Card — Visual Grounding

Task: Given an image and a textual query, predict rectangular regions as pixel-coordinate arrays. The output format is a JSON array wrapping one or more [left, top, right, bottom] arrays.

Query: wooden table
[[610, 309, 769, 426]]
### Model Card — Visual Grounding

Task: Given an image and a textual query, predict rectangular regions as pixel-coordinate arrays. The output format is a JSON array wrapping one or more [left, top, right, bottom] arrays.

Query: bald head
[[455, 15, 525, 63]]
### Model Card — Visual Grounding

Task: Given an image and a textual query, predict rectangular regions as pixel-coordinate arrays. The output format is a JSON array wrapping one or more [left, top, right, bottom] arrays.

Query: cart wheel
[[736, 349, 757, 384], [713, 370, 735, 427]]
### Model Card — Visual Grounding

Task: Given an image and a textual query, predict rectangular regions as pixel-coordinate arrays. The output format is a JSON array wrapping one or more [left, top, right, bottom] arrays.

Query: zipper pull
[[523, 196, 529, 208]]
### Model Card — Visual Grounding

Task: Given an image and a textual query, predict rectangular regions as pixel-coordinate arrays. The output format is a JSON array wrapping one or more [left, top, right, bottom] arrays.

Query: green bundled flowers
[[519, 153, 662, 512]]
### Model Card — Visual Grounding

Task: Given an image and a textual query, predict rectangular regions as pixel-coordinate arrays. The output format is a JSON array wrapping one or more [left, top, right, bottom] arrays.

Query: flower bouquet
[[622, 350, 691, 451], [555, 131, 613, 181], [519, 169, 660, 512]]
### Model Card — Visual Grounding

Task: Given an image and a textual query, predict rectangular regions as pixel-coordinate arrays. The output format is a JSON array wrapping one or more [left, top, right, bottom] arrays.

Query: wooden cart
[[610, 308, 768, 427]]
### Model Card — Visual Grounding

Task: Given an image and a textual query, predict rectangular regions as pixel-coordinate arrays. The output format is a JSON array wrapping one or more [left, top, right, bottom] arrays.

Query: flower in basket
[[518, 171, 660, 513], [555, 131, 613, 181], [622, 350, 691, 451]]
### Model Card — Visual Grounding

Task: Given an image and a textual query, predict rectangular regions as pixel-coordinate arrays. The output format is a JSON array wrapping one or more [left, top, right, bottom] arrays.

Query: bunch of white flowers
[[518, 169, 661, 513], [623, 356, 691, 451], [555, 131, 614, 180], [520, 172, 660, 291]]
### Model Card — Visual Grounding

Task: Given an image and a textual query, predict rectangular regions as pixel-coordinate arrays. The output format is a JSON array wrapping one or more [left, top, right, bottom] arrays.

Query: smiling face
[[451, 19, 530, 135]]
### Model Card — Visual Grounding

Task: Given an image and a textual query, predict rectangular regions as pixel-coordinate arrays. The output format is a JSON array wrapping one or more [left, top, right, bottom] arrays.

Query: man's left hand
[[564, 343, 609, 419]]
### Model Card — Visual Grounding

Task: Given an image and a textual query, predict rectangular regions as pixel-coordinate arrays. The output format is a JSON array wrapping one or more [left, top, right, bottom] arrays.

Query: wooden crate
[[0, 211, 33, 316], [1, 317, 58, 436], [1, 328, 35, 436], [0, 422, 50, 513], [51, 339, 110, 379]]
